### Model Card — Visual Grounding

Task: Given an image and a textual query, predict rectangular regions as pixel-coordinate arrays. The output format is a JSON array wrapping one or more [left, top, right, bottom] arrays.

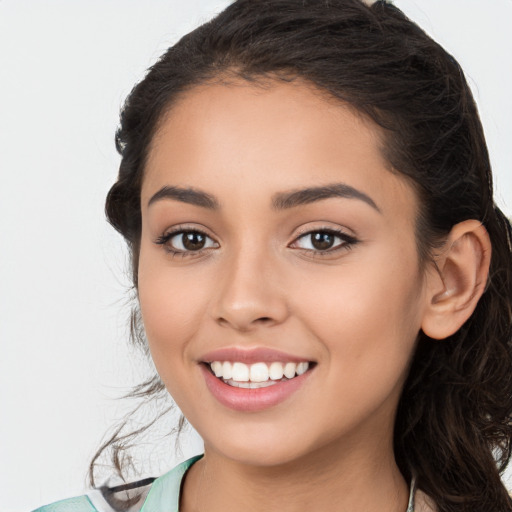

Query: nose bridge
[[212, 239, 288, 331]]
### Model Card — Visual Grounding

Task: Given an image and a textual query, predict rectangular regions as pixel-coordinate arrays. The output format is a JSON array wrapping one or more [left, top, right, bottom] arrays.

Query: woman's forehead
[[145, 80, 382, 181], [141, 80, 419, 222]]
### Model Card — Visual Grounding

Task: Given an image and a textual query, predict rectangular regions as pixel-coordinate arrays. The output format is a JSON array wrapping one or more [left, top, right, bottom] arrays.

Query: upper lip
[[200, 347, 313, 364]]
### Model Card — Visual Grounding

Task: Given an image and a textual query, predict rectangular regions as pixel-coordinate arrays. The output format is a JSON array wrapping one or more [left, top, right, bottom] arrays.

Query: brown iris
[[310, 232, 336, 251], [182, 232, 207, 251]]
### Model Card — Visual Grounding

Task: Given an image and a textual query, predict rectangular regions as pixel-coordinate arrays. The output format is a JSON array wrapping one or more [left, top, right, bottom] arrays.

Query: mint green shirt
[[33, 455, 416, 512], [32, 456, 202, 512]]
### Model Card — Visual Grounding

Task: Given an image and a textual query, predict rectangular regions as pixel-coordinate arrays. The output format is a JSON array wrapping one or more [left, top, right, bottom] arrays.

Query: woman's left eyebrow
[[272, 183, 381, 213]]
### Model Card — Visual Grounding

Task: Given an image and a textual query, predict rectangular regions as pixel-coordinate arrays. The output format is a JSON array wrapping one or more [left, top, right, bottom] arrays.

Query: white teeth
[[231, 362, 249, 382], [222, 361, 232, 380], [225, 379, 277, 389], [250, 362, 269, 382], [208, 361, 310, 384], [269, 361, 285, 380], [284, 362, 297, 379], [296, 362, 309, 376], [211, 361, 223, 377]]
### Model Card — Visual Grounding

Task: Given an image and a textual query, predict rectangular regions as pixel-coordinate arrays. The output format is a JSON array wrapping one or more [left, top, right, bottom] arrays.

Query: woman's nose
[[211, 248, 289, 332]]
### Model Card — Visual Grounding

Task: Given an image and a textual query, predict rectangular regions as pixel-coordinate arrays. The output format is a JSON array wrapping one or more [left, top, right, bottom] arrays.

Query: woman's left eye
[[291, 229, 357, 253]]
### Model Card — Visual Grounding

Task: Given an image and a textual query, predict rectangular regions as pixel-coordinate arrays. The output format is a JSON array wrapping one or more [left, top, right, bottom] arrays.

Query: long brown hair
[[93, 1, 512, 510]]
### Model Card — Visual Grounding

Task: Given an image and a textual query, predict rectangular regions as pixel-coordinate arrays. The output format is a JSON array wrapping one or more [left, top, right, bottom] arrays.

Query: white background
[[1, 2, 511, 511]]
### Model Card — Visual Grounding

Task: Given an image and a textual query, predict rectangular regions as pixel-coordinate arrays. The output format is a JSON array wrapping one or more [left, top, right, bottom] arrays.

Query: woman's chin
[[201, 433, 312, 468], [200, 425, 346, 470]]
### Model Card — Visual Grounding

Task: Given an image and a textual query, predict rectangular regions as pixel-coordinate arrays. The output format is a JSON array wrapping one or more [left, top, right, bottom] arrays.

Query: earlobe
[[421, 220, 491, 340]]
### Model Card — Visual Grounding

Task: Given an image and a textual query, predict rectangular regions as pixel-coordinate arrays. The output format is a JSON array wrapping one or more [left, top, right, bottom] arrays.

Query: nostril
[[216, 315, 275, 330], [213, 293, 289, 330], [252, 316, 277, 327]]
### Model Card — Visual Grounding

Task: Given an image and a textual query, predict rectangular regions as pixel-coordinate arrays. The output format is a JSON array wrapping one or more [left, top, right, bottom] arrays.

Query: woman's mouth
[[200, 353, 314, 412], [207, 361, 310, 388]]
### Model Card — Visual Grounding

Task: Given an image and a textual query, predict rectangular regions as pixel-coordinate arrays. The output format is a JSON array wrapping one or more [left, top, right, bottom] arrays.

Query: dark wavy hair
[[92, 1, 512, 510]]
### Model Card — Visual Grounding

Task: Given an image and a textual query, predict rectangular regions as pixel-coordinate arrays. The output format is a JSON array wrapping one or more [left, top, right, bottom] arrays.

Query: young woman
[[34, 0, 512, 511]]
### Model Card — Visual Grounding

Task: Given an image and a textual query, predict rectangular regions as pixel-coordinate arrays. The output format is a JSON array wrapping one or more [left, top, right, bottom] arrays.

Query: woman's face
[[138, 80, 429, 467]]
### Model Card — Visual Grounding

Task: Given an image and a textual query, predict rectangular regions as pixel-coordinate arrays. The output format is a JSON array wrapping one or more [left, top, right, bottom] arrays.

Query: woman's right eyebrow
[[147, 185, 219, 210]]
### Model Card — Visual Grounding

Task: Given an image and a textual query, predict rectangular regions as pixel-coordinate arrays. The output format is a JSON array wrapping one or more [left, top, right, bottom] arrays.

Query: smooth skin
[[138, 80, 491, 512]]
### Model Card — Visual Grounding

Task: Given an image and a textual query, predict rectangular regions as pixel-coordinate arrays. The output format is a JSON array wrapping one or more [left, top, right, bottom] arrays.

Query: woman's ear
[[421, 220, 491, 340]]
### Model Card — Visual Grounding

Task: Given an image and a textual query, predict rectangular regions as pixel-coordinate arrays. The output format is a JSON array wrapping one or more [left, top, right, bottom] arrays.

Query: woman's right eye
[[155, 229, 219, 254]]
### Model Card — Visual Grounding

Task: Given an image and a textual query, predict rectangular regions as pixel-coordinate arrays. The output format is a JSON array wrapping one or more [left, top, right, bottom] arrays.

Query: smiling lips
[[209, 361, 310, 388], [200, 349, 314, 411]]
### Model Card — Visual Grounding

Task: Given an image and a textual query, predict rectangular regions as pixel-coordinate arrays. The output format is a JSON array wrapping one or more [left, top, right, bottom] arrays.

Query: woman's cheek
[[138, 262, 209, 368]]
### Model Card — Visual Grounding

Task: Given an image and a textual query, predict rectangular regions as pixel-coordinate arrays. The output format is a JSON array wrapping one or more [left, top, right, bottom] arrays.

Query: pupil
[[312, 232, 334, 250], [183, 232, 205, 250]]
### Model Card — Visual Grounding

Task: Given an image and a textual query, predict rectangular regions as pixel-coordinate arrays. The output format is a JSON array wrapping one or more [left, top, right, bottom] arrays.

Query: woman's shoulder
[[32, 494, 97, 512], [32, 455, 203, 512], [31, 483, 154, 512]]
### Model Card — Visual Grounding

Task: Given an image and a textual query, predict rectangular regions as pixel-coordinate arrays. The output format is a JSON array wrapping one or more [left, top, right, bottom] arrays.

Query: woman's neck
[[180, 436, 409, 512]]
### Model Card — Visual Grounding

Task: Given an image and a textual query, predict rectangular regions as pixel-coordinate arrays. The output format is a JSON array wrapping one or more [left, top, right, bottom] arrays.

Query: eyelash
[[154, 227, 218, 258], [291, 227, 358, 256], [154, 227, 358, 258]]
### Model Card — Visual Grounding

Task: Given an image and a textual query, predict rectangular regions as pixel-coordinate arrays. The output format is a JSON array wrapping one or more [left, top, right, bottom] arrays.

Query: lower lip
[[200, 365, 311, 412]]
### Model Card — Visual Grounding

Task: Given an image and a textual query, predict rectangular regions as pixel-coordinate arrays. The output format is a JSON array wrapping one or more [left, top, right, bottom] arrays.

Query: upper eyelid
[[290, 224, 356, 240], [296, 227, 347, 236], [292, 229, 355, 243], [159, 224, 217, 239]]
